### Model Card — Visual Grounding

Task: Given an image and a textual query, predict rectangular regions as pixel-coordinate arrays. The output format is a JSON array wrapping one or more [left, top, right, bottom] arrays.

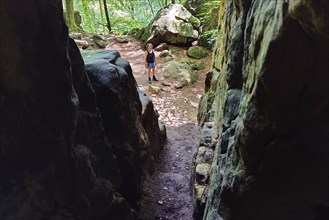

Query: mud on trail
[[105, 35, 210, 219]]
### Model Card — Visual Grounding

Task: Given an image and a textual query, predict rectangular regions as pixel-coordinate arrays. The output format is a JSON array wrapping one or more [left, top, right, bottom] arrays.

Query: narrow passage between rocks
[[106, 37, 208, 219], [139, 124, 200, 220]]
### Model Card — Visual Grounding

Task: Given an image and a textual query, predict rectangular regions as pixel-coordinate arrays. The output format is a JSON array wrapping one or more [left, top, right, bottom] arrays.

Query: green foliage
[[66, 0, 219, 35], [184, 0, 221, 30], [73, 0, 107, 33], [71, 0, 186, 35], [199, 29, 218, 49]]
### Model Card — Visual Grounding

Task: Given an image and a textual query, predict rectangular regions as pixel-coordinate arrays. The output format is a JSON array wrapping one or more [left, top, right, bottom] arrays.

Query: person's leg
[[152, 67, 158, 81], [148, 67, 152, 83]]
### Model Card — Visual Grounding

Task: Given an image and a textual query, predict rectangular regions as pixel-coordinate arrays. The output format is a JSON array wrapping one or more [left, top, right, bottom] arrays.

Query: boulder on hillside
[[154, 43, 169, 52], [93, 34, 108, 48], [140, 4, 201, 46], [70, 32, 82, 39], [187, 46, 208, 59], [159, 50, 171, 58], [181, 58, 205, 70], [114, 36, 131, 43], [162, 60, 199, 87], [74, 39, 89, 49]]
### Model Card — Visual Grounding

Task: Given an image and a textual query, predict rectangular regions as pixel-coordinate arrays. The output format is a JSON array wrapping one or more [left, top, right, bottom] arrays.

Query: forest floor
[[82, 34, 212, 220]]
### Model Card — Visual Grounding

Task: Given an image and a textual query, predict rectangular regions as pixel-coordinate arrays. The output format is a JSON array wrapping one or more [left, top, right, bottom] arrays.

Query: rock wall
[[81, 50, 166, 208], [0, 1, 165, 219], [195, 0, 329, 219]]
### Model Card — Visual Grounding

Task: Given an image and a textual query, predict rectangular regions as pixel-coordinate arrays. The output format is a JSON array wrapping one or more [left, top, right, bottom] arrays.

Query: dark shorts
[[147, 62, 156, 69]]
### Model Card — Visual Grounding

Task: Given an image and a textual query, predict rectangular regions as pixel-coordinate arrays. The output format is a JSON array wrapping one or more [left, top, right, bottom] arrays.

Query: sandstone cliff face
[[81, 50, 166, 208], [195, 0, 329, 219], [0, 1, 165, 219]]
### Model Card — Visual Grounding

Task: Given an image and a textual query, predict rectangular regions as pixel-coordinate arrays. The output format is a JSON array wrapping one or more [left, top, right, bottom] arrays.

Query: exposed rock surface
[[162, 60, 199, 87], [187, 46, 208, 59], [140, 4, 200, 46], [69, 38, 137, 220], [154, 42, 169, 52], [81, 50, 166, 208], [92, 34, 108, 48], [0, 1, 165, 219], [195, 0, 329, 220]]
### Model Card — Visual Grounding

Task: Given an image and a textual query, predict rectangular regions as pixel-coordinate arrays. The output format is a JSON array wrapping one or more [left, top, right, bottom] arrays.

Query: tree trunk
[[99, 0, 104, 21], [171, 0, 175, 4], [103, 0, 111, 33], [65, 0, 78, 30]]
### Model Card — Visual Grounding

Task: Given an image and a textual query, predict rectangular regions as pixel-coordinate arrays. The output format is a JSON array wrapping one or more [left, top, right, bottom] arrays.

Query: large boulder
[[187, 46, 209, 59], [82, 50, 166, 207], [140, 4, 200, 46], [69, 38, 137, 219], [195, 0, 329, 220], [93, 34, 108, 48], [162, 60, 199, 87]]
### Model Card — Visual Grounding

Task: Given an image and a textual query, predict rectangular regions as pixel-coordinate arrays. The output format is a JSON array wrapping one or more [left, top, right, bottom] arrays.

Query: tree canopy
[[63, 0, 187, 34]]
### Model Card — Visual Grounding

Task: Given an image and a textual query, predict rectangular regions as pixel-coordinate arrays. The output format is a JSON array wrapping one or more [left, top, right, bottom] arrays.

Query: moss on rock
[[187, 46, 208, 59], [181, 58, 206, 70], [199, 29, 218, 49], [189, 16, 201, 29], [162, 60, 199, 86]]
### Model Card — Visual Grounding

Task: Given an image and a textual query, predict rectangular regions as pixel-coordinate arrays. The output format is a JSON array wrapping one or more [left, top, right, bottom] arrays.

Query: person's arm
[[153, 50, 156, 65], [144, 52, 147, 68]]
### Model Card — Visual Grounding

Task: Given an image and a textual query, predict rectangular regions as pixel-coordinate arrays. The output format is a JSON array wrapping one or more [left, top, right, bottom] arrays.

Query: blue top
[[146, 50, 155, 63]]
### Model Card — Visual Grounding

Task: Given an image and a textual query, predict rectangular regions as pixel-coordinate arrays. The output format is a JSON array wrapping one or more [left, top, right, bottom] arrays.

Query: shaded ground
[[139, 124, 200, 220], [103, 35, 211, 219]]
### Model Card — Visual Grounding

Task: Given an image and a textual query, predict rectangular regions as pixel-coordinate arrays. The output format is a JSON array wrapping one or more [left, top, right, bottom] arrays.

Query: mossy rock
[[164, 56, 174, 62], [141, 4, 200, 46], [199, 29, 218, 49], [193, 62, 205, 70], [162, 60, 199, 86], [178, 22, 196, 38], [181, 58, 205, 70], [189, 69, 199, 83], [159, 50, 171, 58], [189, 16, 201, 29], [187, 46, 208, 59]]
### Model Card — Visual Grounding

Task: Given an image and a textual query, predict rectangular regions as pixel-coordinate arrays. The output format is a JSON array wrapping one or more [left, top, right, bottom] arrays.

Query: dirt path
[[139, 124, 200, 220], [105, 36, 210, 219]]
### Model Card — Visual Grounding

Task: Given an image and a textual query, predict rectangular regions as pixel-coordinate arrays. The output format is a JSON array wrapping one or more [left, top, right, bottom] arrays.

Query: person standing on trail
[[144, 43, 158, 84]]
